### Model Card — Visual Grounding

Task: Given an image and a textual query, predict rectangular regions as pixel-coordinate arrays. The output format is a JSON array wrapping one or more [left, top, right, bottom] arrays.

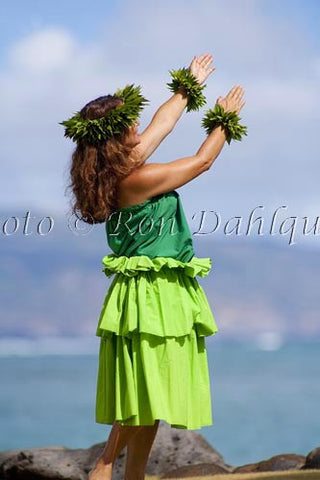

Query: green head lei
[[59, 84, 149, 146]]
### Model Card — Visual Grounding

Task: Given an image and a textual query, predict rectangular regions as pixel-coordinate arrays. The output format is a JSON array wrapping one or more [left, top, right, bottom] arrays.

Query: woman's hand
[[189, 53, 215, 85], [216, 85, 246, 115]]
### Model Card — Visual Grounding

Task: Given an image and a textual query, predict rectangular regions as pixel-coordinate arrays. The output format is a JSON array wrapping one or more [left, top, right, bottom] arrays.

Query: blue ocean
[[1, 337, 319, 468]]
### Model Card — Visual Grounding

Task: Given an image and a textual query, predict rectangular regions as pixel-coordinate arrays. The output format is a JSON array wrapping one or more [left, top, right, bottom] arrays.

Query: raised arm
[[125, 85, 246, 199], [134, 54, 215, 163]]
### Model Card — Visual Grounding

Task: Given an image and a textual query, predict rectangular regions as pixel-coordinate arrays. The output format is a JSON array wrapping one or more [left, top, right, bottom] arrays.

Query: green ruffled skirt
[[95, 254, 218, 430]]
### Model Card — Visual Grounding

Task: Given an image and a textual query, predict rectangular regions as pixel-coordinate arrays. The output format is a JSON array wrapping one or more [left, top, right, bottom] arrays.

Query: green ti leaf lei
[[201, 103, 248, 145], [167, 67, 207, 113], [59, 84, 149, 146]]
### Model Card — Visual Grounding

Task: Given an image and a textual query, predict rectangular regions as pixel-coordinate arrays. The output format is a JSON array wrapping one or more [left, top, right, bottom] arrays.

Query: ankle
[[125, 474, 145, 480], [125, 465, 147, 480]]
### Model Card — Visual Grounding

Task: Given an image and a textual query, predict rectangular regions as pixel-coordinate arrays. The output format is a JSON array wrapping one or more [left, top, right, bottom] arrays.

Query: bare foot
[[88, 460, 112, 480]]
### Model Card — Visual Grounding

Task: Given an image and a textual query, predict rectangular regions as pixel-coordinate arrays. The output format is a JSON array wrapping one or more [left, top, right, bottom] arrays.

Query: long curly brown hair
[[64, 95, 145, 224]]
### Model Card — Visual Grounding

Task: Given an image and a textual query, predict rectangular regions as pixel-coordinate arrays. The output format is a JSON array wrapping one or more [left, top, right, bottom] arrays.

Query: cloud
[[0, 0, 318, 246], [9, 27, 77, 73]]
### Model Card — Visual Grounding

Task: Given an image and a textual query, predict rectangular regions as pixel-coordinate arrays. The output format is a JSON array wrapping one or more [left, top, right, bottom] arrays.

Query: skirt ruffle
[[95, 329, 213, 429], [96, 254, 218, 339], [95, 254, 218, 429], [101, 253, 212, 278]]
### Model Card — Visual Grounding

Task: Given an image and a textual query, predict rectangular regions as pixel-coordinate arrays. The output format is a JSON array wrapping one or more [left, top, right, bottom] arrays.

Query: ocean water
[[0, 337, 319, 468]]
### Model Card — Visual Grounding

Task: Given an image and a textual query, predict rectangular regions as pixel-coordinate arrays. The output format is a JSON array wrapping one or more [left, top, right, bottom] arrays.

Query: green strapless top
[[106, 190, 195, 262], [101, 190, 213, 279]]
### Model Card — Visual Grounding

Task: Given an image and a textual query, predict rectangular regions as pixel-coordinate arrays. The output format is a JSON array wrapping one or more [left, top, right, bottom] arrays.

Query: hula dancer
[[60, 53, 246, 480]]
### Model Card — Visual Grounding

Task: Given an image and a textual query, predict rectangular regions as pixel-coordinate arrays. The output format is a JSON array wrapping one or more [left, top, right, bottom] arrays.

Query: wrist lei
[[166, 67, 207, 112], [201, 103, 248, 145], [59, 84, 149, 146]]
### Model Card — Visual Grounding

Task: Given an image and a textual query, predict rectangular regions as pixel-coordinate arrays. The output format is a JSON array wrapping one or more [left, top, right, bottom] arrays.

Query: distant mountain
[[1, 209, 320, 341]]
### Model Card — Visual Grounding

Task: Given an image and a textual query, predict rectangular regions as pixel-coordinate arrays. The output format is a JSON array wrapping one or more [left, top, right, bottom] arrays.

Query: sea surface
[[0, 336, 319, 467]]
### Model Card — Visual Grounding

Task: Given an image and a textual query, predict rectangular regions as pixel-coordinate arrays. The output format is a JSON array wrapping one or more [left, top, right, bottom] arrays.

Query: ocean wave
[[0, 336, 99, 356]]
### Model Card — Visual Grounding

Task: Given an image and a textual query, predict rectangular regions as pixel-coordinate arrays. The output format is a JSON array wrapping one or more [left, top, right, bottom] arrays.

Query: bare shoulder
[[117, 164, 155, 209], [118, 155, 206, 208]]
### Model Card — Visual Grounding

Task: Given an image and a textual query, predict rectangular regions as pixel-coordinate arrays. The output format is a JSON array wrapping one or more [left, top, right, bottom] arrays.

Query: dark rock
[[144, 421, 233, 477], [0, 421, 231, 480], [0, 446, 89, 480], [233, 453, 306, 473], [302, 446, 320, 470], [1, 424, 318, 479], [160, 461, 229, 478], [91, 421, 233, 478]]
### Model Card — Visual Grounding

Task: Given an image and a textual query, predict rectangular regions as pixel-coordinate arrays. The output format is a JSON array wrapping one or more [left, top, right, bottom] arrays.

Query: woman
[[61, 53, 246, 480]]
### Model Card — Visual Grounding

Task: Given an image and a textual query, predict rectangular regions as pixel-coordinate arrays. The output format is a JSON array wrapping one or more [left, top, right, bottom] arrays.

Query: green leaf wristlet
[[201, 103, 247, 145], [167, 67, 207, 112]]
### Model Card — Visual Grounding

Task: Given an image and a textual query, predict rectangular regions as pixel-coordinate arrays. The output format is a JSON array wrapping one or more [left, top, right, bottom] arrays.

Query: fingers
[[234, 86, 245, 101], [198, 53, 211, 62], [202, 54, 213, 69], [201, 55, 213, 69], [190, 55, 197, 66], [227, 85, 240, 99], [226, 85, 245, 103], [217, 86, 246, 113], [195, 53, 213, 68], [225, 86, 235, 100]]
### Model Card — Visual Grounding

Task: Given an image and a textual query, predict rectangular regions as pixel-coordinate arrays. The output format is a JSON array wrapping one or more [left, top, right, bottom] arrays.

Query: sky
[[0, 0, 319, 248]]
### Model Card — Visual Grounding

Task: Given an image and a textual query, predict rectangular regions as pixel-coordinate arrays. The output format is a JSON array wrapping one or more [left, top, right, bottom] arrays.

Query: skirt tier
[[95, 254, 218, 430]]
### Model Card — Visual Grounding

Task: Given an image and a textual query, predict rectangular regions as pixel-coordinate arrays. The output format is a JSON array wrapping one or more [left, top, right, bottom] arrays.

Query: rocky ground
[[1, 422, 319, 479]]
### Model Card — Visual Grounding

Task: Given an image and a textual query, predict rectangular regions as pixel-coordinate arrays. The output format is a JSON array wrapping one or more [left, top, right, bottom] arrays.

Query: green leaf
[[201, 103, 248, 145], [59, 84, 149, 146], [167, 67, 207, 112]]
